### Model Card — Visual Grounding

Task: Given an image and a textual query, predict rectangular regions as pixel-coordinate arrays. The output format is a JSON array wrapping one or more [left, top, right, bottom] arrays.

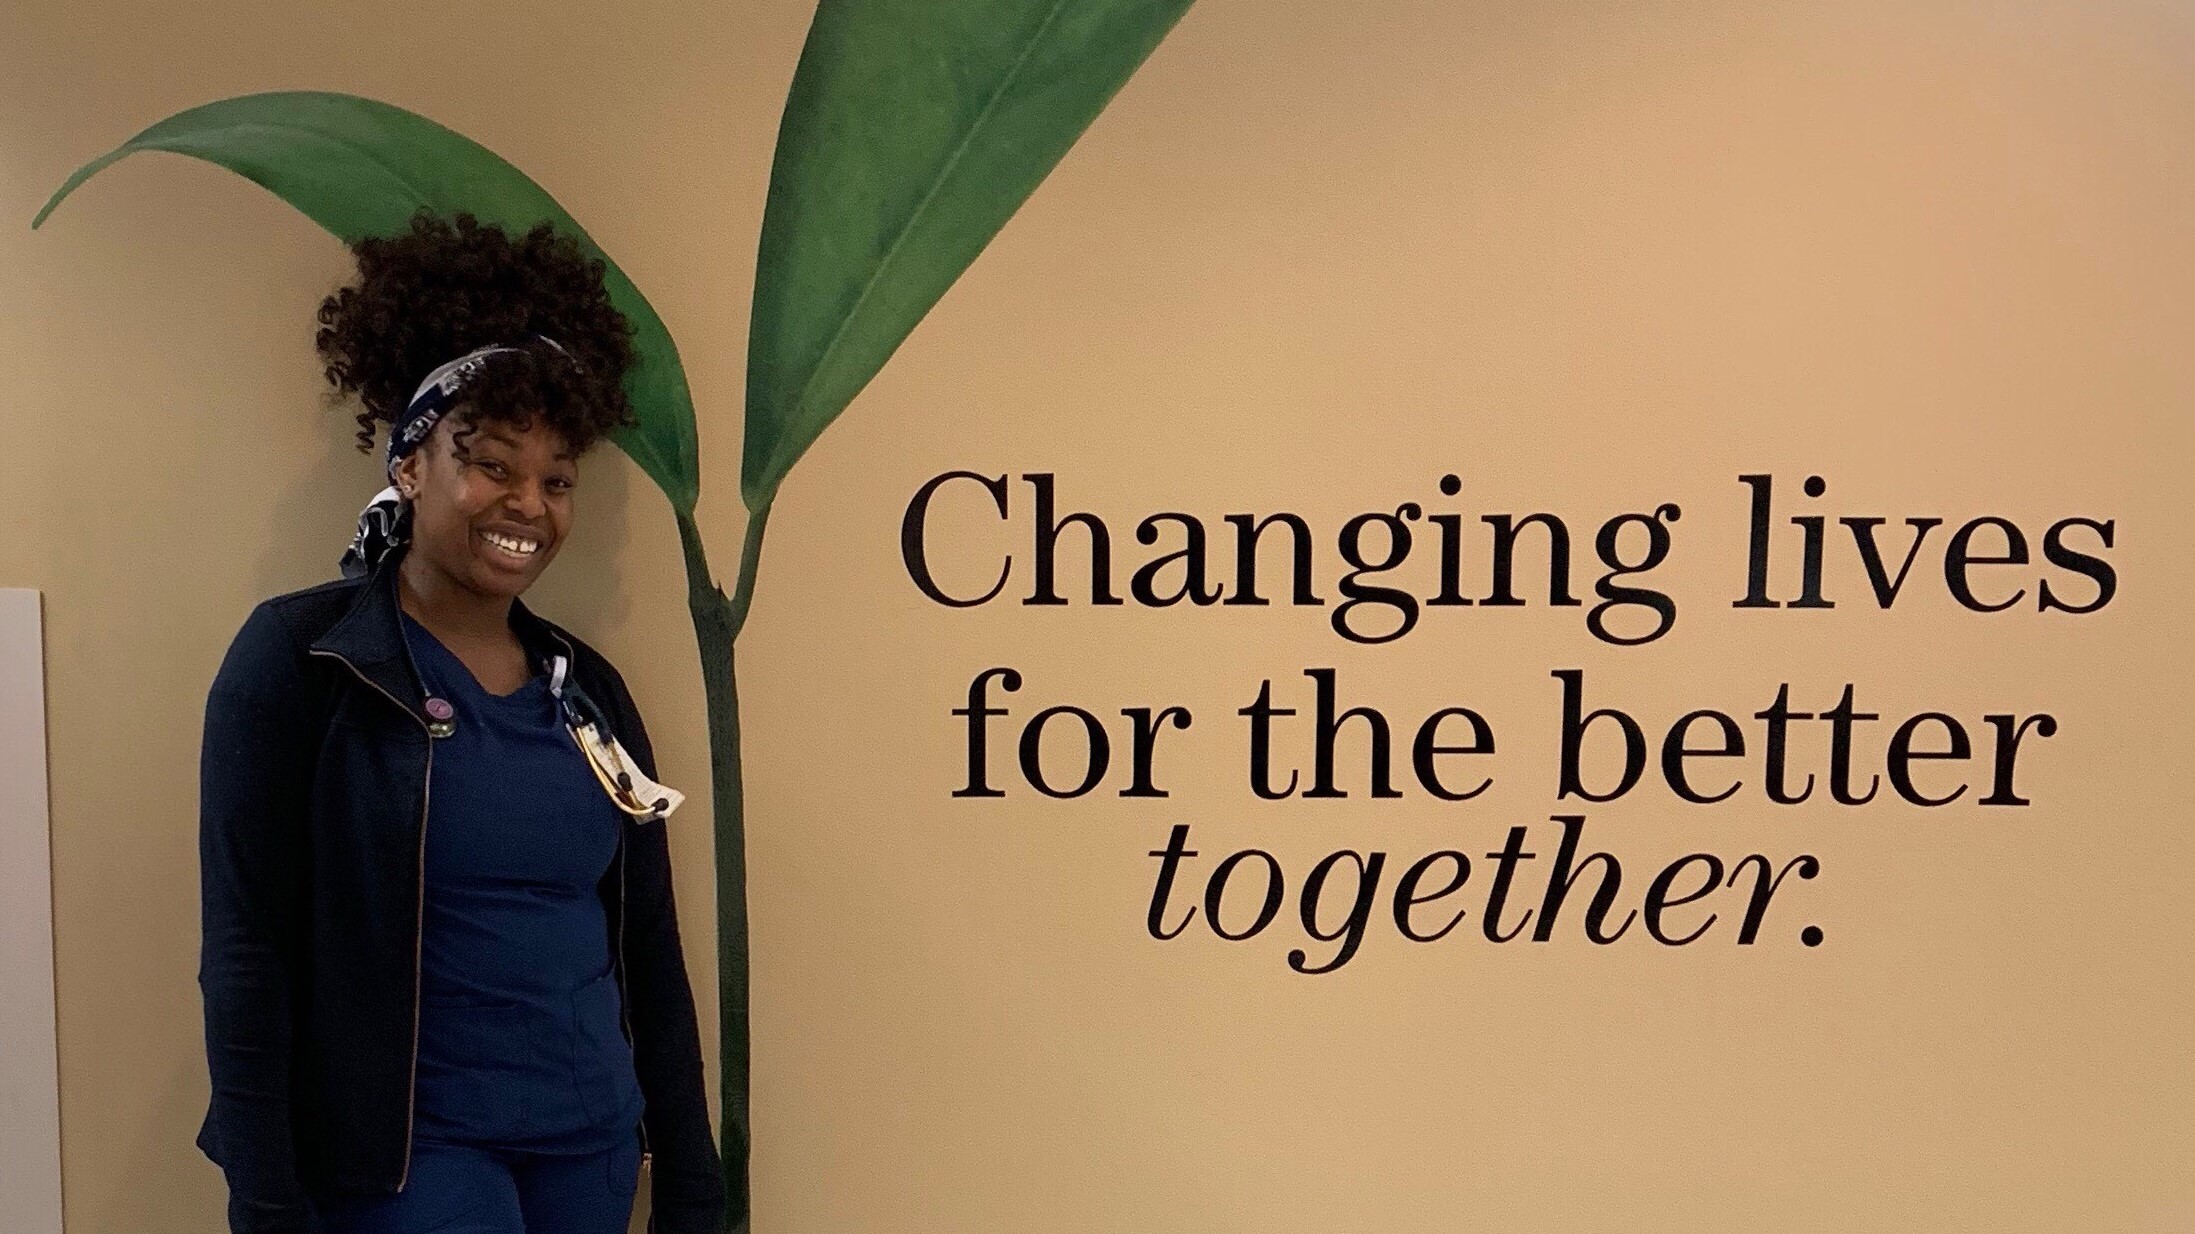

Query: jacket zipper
[[617, 831, 653, 1169], [306, 647, 432, 1194], [543, 629, 653, 1171]]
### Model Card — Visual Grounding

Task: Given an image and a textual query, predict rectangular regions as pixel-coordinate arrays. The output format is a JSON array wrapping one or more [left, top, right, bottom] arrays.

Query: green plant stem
[[676, 501, 771, 1234]]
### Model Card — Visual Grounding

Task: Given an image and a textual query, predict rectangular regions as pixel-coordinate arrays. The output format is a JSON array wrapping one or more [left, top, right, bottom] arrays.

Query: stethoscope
[[545, 652, 686, 824], [422, 645, 686, 825]]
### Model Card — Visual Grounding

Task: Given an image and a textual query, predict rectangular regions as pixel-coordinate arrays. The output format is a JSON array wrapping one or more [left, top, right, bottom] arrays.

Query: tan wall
[[4, 1, 2191, 1230]]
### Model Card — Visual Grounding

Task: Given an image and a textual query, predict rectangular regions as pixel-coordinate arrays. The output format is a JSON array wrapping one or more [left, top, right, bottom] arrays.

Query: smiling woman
[[192, 207, 725, 1234]]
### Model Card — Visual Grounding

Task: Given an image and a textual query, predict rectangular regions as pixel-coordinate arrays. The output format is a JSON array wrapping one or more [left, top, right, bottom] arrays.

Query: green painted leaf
[[33, 90, 701, 514], [744, 0, 1198, 509]]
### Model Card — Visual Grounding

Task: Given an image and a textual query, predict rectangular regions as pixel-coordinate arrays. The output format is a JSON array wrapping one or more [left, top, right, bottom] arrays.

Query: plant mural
[[33, 0, 1199, 1227]]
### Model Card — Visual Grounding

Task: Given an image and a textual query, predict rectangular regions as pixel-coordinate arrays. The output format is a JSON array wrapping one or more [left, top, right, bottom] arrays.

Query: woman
[[196, 210, 723, 1234]]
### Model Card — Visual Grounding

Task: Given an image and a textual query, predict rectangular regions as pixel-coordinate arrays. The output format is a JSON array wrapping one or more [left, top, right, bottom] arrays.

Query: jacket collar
[[308, 544, 577, 719]]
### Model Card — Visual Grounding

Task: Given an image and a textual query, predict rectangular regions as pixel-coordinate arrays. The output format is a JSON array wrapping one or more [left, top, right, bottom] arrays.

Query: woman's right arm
[[199, 602, 318, 1234]]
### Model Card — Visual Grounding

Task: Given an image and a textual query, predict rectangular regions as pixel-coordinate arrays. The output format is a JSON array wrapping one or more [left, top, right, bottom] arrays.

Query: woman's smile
[[478, 525, 546, 569]]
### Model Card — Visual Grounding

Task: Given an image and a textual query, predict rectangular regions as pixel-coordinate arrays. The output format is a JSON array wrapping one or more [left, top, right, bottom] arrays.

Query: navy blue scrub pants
[[307, 1132, 642, 1234]]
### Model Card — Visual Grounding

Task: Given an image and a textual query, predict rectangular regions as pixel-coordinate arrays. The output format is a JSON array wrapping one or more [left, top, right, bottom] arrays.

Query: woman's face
[[392, 409, 578, 599]]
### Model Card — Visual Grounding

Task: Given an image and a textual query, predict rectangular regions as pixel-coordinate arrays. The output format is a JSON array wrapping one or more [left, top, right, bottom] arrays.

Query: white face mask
[[547, 652, 686, 824]]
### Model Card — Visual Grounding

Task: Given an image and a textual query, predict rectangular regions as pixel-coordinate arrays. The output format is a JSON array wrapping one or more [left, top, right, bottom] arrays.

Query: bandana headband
[[338, 334, 578, 580]]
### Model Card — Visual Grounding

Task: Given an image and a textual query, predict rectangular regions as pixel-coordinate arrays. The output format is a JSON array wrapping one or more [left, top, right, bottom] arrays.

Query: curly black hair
[[316, 208, 639, 463]]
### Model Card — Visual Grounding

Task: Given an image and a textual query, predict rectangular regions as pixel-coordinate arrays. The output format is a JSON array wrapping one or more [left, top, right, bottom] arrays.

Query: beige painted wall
[[4, 1, 2191, 1230]]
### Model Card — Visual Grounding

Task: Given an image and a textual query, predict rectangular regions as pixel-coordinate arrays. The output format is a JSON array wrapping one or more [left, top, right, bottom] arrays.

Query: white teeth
[[483, 531, 539, 556]]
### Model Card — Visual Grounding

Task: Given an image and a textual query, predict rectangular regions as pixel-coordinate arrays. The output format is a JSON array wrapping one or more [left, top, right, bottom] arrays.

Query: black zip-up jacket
[[195, 545, 724, 1234]]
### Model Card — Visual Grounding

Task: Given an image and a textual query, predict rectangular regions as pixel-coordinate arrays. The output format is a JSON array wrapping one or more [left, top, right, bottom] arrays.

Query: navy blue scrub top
[[399, 610, 645, 1153]]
